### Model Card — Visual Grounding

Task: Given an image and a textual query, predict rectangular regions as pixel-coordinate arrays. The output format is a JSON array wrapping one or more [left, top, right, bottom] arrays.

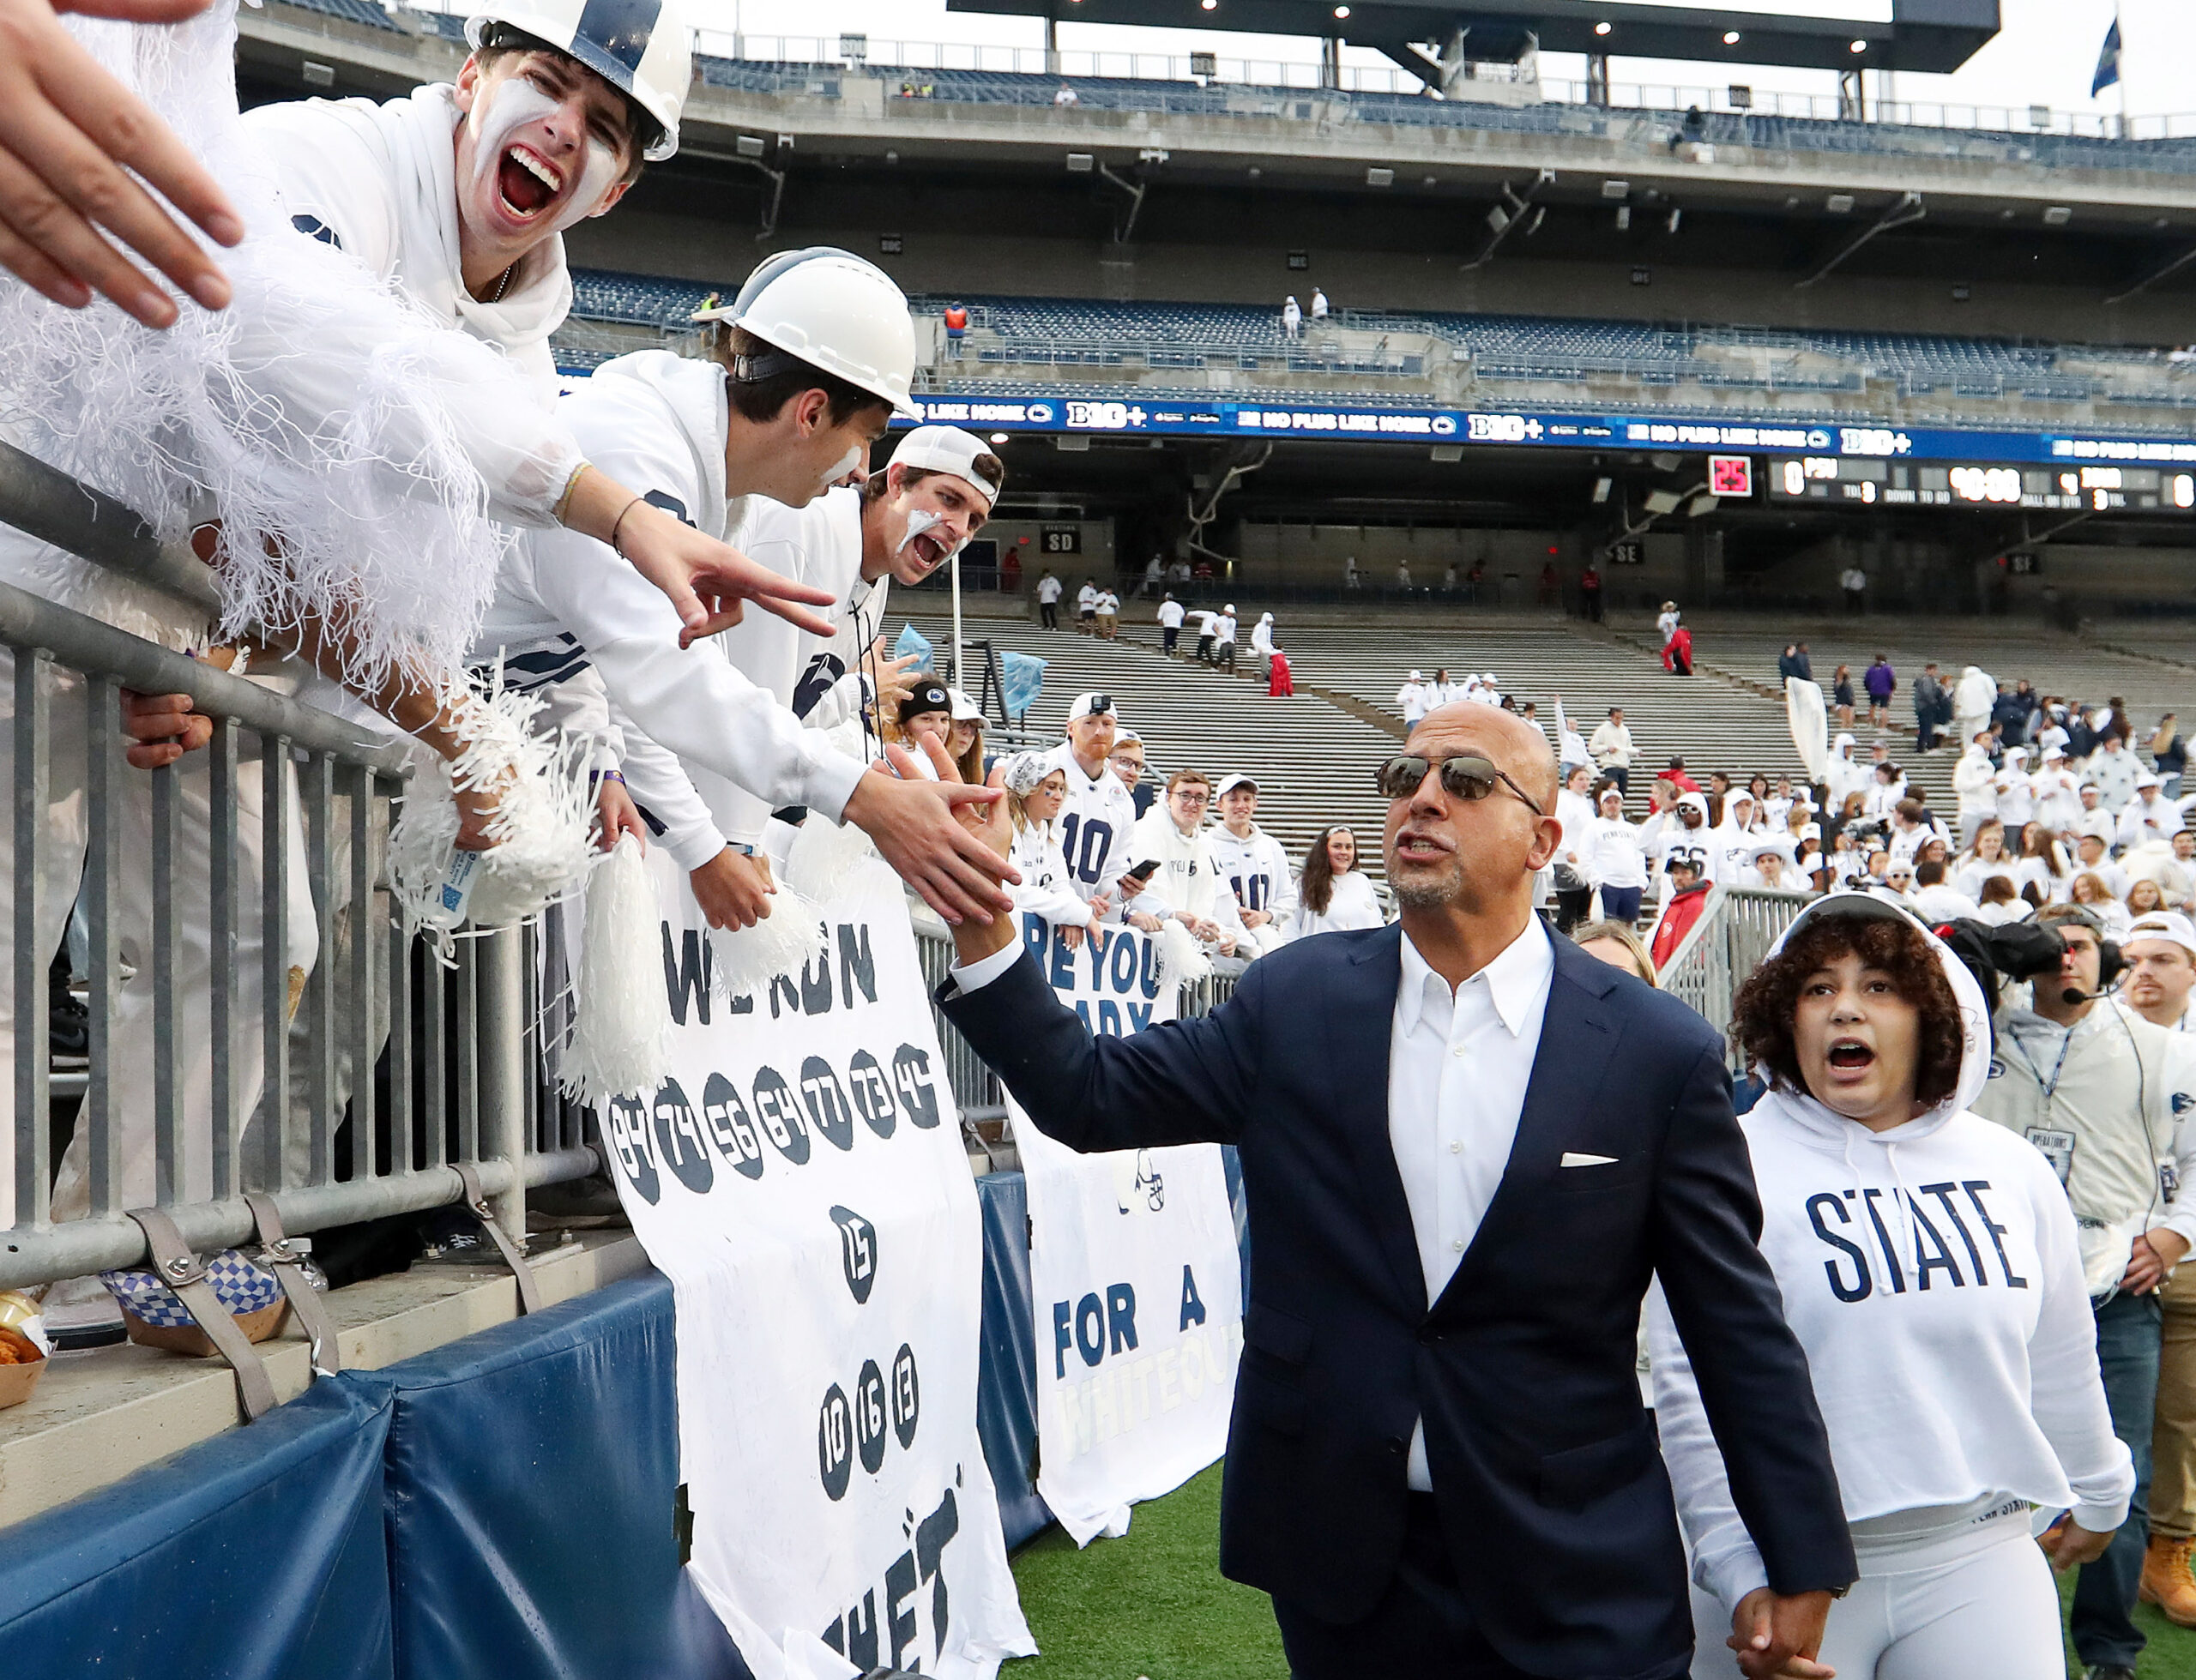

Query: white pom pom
[[784, 812, 885, 906], [709, 891, 831, 1001], [387, 677, 595, 942], [559, 834, 673, 1108], [1155, 918, 1212, 987]]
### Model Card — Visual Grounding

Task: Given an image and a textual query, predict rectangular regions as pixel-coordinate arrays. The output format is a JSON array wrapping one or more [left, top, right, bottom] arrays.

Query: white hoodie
[[481, 352, 867, 869], [1208, 822, 1298, 947], [1652, 899, 2133, 1609]]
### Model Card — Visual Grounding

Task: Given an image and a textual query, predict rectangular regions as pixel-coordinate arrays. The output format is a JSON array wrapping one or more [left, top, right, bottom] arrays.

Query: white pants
[[1688, 1521, 2061, 1680], [0, 652, 87, 1225], [53, 725, 316, 1217]]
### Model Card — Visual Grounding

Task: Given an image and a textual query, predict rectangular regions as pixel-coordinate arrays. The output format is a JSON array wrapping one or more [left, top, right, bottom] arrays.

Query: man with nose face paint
[[607, 425, 1008, 924]]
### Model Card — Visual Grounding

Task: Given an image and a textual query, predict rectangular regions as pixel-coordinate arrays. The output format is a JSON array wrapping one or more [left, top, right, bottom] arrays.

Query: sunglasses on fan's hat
[[1374, 754, 1545, 816]]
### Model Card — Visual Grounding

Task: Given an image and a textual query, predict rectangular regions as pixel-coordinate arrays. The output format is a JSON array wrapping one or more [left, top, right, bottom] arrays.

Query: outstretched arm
[[929, 742, 1258, 1151]]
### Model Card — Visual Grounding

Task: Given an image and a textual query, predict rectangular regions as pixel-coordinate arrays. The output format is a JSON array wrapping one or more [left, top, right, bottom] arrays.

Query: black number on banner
[[701, 1073, 766, 1180], [818, 1383, 854, 1501], [832, 1206, 879, 1304], [891, 1343, 920, 1448], [801, 1056, 857, 1152], [751, 1066, 812, 1165], [651, 1079, 714, 1194], [855, 1358, 889, 1474], [847, 1050, 897, 1139], [892, 1045, 942, 1129], [604, 1096, 661, 1204]]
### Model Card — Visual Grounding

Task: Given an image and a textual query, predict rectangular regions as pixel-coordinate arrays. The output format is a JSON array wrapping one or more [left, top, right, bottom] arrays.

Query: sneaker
[[2085, 1666, 2138, 1680], [2143, 1534, 2196, 1627]]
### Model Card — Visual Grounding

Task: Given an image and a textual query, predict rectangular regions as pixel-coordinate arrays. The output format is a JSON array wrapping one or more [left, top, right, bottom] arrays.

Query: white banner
[[1011, 917, 1245, 1547], [601, 852, 1034, 1680]]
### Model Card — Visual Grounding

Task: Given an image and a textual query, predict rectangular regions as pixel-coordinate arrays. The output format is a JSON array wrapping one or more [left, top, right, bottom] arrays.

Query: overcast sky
[[688, 0, 2194, 119]]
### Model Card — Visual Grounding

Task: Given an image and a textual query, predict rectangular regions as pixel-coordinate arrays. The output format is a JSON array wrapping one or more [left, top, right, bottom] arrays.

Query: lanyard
[[2009, 1021, 2078, 1105]]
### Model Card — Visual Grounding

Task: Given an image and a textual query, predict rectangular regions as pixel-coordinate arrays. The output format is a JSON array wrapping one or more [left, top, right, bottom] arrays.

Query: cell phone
[[1125, 859, 1161, 882]]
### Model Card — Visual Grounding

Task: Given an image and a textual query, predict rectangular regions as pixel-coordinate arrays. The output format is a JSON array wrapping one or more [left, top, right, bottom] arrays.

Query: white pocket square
[[1560, 1152, 1619, 1168]]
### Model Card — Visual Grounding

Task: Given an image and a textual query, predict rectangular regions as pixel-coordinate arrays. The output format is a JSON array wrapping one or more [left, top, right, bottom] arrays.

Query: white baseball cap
[[2127, 912, 2196, 959], [1408, 669, 1422, 681], [1065, 691, 1118, 723], [2137, 770, 2162, 788], [1214, 773, 1258, 800], [947, 686, 981, 722], [888, 426, 1001, 506]]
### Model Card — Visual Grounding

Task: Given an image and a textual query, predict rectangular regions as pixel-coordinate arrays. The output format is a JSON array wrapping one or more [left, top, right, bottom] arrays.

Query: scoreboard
[[1765, 455, 2196, 515]]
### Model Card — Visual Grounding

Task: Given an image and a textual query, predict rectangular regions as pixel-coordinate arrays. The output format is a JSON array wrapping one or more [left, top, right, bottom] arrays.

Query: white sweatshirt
[[703, 487, 875, 848], [1046, 744, 1137, 905], [240, 86, 580, 521], [1582, 814, 1650, 890], [1125, 809, 1246, 947], [1009, 820, 1089, 928], [1289, 870, 1385, 936], [1208, 823, 1299, 933], [478, 352, 866, 869], [1652, 900, 2133, 1608]]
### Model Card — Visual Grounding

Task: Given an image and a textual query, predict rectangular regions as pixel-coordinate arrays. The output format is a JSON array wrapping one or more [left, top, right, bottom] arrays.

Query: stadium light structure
[[945, 3, 2001, 80]]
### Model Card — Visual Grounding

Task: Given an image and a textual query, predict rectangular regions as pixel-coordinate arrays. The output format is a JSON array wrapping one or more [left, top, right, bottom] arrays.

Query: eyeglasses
[[1374, 754, 1545, 816], [1173, 790, 1210, 807]]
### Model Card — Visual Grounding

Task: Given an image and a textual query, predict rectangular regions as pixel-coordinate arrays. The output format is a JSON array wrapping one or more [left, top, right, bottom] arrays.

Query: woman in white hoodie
[[1651, 897, 2130, 1678], [1001, 753, 1103, 947]]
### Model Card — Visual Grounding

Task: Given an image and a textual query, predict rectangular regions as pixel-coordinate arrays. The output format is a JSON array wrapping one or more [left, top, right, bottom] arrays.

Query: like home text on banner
[[600, 851, 1034, 1680], [1012, 916, 1246, 1546]]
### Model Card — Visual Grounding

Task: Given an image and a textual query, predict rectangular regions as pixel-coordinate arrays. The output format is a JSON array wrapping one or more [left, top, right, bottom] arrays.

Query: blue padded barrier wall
[[0, 1376, 396, 1680], [974, 1170, 1052, 1550], [361, 1271, 748, 1680]]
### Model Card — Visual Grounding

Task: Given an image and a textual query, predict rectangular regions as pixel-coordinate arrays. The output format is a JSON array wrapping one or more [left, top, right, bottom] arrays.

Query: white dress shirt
[[950, 915, 1556, 1495], [1391, 918, 1555, 1489]]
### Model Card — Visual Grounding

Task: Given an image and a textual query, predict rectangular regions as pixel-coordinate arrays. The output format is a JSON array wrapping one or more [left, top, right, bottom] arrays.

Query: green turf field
[[1005, 1466, 1287, 1679], [1005, 1469, 2196, 1679]]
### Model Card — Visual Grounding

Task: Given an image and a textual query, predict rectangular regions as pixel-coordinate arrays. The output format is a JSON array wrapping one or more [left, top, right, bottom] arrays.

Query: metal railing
[[1657, 886, 1813, 1069], [0, 445, 595, 1290]]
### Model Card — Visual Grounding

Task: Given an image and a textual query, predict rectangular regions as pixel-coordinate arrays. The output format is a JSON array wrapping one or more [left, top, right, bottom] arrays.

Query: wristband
[[608, 493, 649, 558], [552, 460, 591, 525], [595, 769, 626, 786]]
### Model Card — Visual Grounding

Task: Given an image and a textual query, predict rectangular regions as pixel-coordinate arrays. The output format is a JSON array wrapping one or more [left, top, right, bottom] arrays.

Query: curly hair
[[1730, 914, 1965, 1107]]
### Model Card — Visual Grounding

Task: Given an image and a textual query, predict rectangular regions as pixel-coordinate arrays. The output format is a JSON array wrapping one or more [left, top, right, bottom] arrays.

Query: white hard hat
[[467, 0, 692, 161], [889, 425, 1000, 506], [692, 248, 920, 419]]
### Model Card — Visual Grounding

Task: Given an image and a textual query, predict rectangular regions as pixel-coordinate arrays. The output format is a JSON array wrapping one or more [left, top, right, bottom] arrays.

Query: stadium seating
[[689, 52, 2196, 180], [274, 0, 406, 32]]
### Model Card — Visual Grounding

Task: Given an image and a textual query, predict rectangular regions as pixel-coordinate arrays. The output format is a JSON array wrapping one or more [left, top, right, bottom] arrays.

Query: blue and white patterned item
[[100, 1249, 281, 1328]]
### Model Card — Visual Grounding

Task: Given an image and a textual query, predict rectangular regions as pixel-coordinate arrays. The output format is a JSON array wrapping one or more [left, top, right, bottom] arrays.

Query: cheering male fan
[[923, 701, 1852, 1678]]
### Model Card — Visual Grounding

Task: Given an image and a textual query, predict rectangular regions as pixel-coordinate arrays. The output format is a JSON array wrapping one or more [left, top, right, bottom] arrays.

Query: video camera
[[1932, 914, 2125, 1021]]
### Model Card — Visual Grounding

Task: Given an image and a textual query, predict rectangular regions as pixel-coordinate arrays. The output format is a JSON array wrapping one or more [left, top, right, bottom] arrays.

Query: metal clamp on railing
[[243, 1191, 341, 1378], [453, 1162, 542, 1316], [124, 1207, 279, 1421]]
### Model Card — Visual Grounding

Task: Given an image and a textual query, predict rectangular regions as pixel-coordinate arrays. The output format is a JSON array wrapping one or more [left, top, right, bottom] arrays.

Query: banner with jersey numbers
[[1010, 915, 1245, 1546], [600, 851, 1034, 1680]]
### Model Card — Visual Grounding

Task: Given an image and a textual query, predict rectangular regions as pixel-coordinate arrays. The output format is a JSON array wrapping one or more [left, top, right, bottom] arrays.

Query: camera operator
[[1970, 902, 2196, 1680]]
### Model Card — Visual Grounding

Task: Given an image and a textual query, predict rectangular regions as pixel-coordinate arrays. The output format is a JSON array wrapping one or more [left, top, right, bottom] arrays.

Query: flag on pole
[[2092, 17, 2122, 97]]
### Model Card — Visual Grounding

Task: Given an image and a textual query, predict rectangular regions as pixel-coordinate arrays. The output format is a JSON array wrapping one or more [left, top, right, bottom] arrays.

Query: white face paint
[[468, 74, 624, 241], [896, 507, 945, 555], [822, 443, 863, 491]]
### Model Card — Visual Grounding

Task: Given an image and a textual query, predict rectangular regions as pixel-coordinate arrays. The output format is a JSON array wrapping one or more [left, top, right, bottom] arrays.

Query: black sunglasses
[[1375, 755, 1545, 816]]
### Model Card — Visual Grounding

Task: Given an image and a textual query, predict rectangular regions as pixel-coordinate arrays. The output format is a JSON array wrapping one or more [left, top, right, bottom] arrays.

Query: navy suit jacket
[[942, 923, 1854, 1678]]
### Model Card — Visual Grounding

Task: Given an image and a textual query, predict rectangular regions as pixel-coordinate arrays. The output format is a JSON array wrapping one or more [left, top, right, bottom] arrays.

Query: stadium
[[4, 0, 2196, 1675]]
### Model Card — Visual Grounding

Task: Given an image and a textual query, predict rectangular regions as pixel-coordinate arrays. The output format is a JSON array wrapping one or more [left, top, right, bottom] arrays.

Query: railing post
[[475, 924, 528, 1240]]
